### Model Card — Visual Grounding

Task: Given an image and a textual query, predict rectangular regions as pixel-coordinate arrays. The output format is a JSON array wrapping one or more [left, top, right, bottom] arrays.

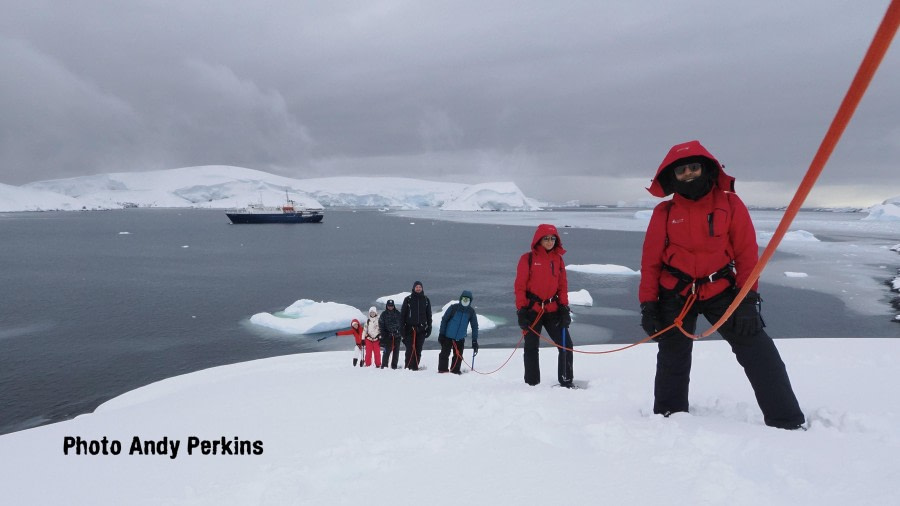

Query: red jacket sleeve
[[639, 204, 669, 303], [514, 252, 530, 309], [335, 327, 363, 344], [727, 194, 760, 291], [557, 256, 569, 306]]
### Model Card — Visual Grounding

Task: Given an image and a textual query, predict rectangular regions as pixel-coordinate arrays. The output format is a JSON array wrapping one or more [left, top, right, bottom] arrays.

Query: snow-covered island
[[0, 166, 543, 212], [4, 166, 900, 219]]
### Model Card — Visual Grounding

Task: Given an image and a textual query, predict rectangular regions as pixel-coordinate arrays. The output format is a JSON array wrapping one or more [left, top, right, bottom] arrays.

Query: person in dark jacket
[[401, 281, 432, 370], [639, 139, 805, 430], [514, 224, 574, 387], [437, 290, 479, 374], [379, 299, 403, 369]]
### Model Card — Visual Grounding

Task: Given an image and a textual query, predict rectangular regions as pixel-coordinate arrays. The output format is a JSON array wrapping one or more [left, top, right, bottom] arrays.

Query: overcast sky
[[1, 1, 898, 206]]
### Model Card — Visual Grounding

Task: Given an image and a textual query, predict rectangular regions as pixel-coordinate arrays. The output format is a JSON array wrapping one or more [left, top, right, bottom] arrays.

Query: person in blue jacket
[[437, 290, 479, 374]]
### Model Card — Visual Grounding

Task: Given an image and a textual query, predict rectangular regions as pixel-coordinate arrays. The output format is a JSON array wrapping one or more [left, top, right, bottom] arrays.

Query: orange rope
[[695, 0, 900, 340], [537, 293, 701, 354], [405, 327, 418, 369], [451, 333, 526, 375]]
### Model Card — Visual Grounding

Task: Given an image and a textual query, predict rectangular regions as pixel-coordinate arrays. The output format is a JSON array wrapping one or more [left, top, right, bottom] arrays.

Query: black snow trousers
[[437, 336, 466, 373], [403, 326, 427, 370], [653, 289, 805, 429], [522, 312, 573, 386], [381, 334, 401, 369]]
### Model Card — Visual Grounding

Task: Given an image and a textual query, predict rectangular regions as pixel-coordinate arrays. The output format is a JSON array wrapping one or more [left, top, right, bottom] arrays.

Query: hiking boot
[[559, 381, 574, 388], [353, 358, 358, 367]]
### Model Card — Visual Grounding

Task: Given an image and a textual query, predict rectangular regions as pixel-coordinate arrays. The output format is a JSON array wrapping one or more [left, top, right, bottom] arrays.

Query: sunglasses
[[541, 236, 557, 242], [673, 162, 703, 176]]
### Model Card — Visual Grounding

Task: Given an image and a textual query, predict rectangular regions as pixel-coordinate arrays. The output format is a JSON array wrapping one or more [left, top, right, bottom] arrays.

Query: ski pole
[[317, 334, 334, 342]]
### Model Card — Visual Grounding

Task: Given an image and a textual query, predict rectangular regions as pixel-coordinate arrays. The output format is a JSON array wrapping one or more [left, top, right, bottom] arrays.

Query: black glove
[[517, 307, 536, 329], [424, 324, 432, 338], [731, 290, 763, 338], [640, 301, 662, 337], [472, 341, 479, 355], [557, 304, 572, 327]]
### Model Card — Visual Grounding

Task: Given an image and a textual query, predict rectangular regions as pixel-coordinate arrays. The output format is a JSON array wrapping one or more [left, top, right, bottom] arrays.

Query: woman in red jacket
[[514, 224, 574, 387], [334, 319, 364, 367], [639, 140, 805, 430]]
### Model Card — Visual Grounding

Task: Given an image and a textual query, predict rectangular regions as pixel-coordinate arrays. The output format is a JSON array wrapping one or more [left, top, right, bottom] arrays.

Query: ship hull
[[226, 212, 324, 224]]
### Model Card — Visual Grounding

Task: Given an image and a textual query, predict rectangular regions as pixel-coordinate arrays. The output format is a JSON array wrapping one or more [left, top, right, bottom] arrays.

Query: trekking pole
[[317, 333, 334, 342]]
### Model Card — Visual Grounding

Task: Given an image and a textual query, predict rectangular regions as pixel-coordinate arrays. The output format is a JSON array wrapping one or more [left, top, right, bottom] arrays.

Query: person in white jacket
[[361, 307, 382, 368]]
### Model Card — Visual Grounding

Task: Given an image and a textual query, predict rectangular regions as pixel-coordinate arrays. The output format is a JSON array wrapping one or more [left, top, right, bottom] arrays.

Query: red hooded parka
[[639, 140, 759, 303], [335, 319, 364, 346], [515, 224, 569, 313]]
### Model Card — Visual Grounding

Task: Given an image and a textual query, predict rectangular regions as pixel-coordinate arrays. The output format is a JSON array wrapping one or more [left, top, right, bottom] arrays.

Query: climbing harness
[[663, 262, 735, 295]]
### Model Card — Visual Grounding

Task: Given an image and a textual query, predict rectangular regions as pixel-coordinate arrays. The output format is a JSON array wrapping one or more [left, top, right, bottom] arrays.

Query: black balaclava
[[671, 158, 716, 200]]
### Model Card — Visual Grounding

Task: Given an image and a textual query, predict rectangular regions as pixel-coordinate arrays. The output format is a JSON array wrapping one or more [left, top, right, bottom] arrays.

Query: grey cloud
[[0, 37, 142, 181], [1, 1, 898, 204]]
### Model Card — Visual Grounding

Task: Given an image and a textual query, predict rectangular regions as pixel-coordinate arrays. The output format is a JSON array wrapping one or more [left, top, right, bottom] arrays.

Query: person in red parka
[[514, 224, 574, 387], [639, 140, 805, 430], [334, 319, 365, 368]]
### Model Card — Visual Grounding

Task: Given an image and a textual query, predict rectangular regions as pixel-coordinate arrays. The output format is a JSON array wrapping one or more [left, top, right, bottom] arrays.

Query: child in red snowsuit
[[334, 319, 365, 367]]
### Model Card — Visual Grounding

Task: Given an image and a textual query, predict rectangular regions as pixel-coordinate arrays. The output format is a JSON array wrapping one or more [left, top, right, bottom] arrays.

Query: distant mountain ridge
[[0, 166, 544, 212]]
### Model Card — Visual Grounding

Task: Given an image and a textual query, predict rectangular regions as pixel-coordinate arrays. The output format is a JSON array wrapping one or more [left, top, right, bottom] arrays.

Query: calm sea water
[[0, 208, 893, 434]]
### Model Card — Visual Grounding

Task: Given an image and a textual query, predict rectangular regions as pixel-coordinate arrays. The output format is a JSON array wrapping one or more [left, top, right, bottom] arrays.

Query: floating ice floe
[[863, 202, 900, 221], [568, 289, 593, 306], [567, 264, 640, 275], [784, 272, 809, 278], [375, 292, 410, 305], [250, 299, 365, 334], [758, 229, 819, 245], [433, 301, 497, 333]]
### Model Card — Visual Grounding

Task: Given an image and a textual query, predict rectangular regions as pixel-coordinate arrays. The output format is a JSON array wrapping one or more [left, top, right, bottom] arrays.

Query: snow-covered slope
[[0, 338, 896, 505], [0, 182, 83, 212]]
